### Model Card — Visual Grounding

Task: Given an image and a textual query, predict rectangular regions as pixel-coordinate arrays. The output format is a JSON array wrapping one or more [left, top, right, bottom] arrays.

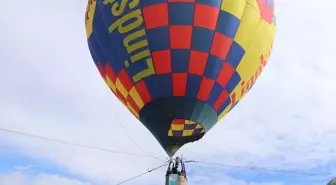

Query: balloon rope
[[103, 86, 165, 160]]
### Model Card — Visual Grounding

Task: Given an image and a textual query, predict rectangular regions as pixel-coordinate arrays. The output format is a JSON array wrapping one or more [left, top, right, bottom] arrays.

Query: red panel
[[152, 49, 171, 74], [257, 0, 274, 24], [109, 87, 117, 96], [197, 77, 215, 101], [97, 63, 106, 78], [127, 96, 140, 113], [188, 50, 208, 75], [170, 26, 193, 49], [135, 80, 152, 104], [105, 63, 117, 83], [210, 32, 233, 60], [143, 3, 168, 30], [172, 119, 185, 125], [216, 62, 235, 87], [194, 4, 220, 30], [118, 69, 133, 92], [213, 90, 229, 110], [230, 93, 237, 107], [173, 73, 188, 96], [168, 0, 194, 2], [116, 89, 127, 105]]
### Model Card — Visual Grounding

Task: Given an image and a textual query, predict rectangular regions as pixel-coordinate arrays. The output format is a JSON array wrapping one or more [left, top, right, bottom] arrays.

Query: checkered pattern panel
[[168, 119, 205, 137], [86, 0, 276, 123]]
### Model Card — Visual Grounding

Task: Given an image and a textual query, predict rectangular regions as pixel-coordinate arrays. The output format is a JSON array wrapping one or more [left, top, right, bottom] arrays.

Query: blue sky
[[1, 0, 336, 184]]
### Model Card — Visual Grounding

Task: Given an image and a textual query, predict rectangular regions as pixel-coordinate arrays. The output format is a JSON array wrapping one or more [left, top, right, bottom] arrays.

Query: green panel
[[139, 97, 218, 157]]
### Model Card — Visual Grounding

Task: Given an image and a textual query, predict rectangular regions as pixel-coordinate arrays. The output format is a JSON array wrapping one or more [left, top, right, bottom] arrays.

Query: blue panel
[[195, 0, 222, 8], [158, 74, 173, 97], [226, 71, 241, 93], [226, 42, 245, 68], [141, 0, 168, 7], [145, 74, 172, 100], [186, 74, 202, 97], [88, 41, 102, 66], [191, 27, 214, 52], [216, 11, 240, 39], [217, 97, 231, 114], [93, 0, 151, 77], [98, 1, 122, 26], [145, 75, 161, 100], [207, 83, 223, 105], [147, 26, 170, 51], [203, 55, 223, 80], [125, 57, 152, 80], [91, 9, 124, 74], [266, 0, 275, 10], [88, 37, 105, 66], [168, 3, 194, 25], [171, 49, 190, 72]]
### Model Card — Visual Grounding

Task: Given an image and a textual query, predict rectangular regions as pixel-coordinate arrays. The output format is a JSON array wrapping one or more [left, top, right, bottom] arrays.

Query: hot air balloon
[[327, 178, 336, 185], [85, 0, 276, 158]]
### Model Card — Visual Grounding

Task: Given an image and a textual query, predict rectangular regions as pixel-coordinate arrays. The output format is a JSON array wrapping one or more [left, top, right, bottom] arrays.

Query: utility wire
[[115, 160, 170, 185], [0, 128, 163, 159], [104, 86, 163, 160], [188, 160, 334, 177], [1, 127, 334, 178]]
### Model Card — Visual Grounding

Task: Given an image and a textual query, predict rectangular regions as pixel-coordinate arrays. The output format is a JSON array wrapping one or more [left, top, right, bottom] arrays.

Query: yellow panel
[[221, 0, 246, 19], [196, 124, 202, 129], [105, 75, 116, 93], [129, 87, 144, 109], [200, 129, 205, 133], [85, 0, 96, 38], [218, 99, 236, 121], [246, 0, 259, 11], [182, 130, 194, 136], [267, 16, 277, 44], [127, 102, 139, 119], [237, 21, 270, 80], [172, 146, 180, 153], [218, 17, 275, 122], [171, 124, 184, 131], [168, 130, 173, 136], [115, 78, 128, 99], [218, 108, 229, 121], [234, 3, 260, 50]]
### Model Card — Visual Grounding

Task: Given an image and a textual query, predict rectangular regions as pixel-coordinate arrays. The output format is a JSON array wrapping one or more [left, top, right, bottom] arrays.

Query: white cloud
[[0, 0, 336, 184], [14, 165, 33, 171], [0, 173, 91, 185]]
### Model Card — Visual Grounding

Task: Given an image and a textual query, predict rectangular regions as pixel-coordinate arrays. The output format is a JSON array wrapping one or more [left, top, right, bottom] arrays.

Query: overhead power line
[[1, 127, 334, 178], [115, 160, 170, 185], [0, 128, 165, 160], [188, 160, 335, 177]]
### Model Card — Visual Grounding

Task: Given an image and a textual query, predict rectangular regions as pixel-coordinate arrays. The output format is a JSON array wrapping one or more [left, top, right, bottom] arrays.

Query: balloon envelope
[[85, 0, 276, 157], [328, 178, 336, 185]]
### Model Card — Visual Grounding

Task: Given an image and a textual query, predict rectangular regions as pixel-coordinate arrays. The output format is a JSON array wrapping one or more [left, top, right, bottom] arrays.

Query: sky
[[0, 0, 336, 185]]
